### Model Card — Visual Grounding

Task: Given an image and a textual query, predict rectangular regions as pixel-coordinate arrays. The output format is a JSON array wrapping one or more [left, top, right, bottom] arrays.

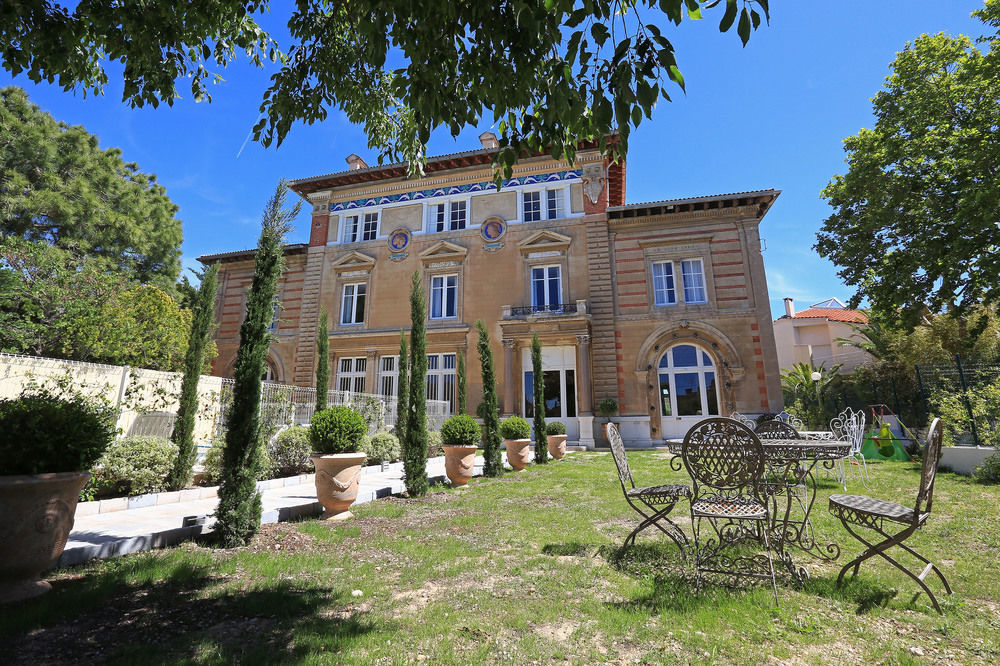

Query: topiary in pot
[[441, 415, 481, 486], [0, 392, 116, 602], [545, 421, 568, 460], [597, 397, 619, 442], [500, 416, 532, 470], [309, 406, 368, 520]]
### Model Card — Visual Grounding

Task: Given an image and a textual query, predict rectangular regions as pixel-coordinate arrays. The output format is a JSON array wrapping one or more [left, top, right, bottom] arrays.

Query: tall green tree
[[817, 1, 1000, 328], [403, 272, 429, 496], [397, 329, 409, 445], [0, 87, 182, 290], [531, 333, 548, 464], [315, 311, 329, 412], [215, 181, 298, 548], [456, 350, 467, 415], [0, 3, 768, 173], [167, 264, 219, 490], [476, 320, 503, 477]]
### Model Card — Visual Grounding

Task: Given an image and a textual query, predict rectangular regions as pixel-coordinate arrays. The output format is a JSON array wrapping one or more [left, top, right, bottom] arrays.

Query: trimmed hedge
[[268, 426, 312, 477], [94, 435, 178, 497], [362, 432, 401, 464], [499, 416, 531, 440], [546, 421, 567, 436], [310, 406, 366, 454], [441, 415, 481, 447]]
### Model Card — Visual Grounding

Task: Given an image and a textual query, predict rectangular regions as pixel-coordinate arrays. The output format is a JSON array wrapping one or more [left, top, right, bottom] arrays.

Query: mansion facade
[[200, 134, 783, 446]]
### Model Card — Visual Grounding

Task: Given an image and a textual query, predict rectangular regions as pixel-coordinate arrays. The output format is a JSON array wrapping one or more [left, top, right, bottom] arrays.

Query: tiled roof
[[786, 308, 869, 324], [197, 244, 308, 264]]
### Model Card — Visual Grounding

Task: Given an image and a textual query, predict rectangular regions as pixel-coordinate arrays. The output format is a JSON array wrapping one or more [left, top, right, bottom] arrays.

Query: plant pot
[[311, 453, 367, 521], [443, 445, 478, 486], [547, 434, 568, 459], [0, 471, 90, 603], [602, 421, 616, 442], [505, 439, 532, 470]]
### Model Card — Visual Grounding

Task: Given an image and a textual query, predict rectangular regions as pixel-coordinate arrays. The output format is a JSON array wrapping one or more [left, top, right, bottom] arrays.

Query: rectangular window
[[344, 215, 360, 243], [268, 303, 279, 331], [379, 356, 398, 398], [430, 274, 458, 319], [523, 191, 541, 222], [530, 265, 562, 310], [681, 259, 708, 304], [546, 189, 563, 220], [431, 203, 447, 232], [341, 283, 366, 325], [449, 200, 466, 230], [426, 353, 456, 412], [361, 212, 378, 241], [652, 261, 677, 306], [524, 368, 576, 418], [337, 357, 366, 393]]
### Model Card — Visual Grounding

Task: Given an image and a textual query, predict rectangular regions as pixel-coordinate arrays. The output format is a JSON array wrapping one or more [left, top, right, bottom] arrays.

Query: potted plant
[[440, 415, 480, 486], [0, 392, 115, 602], [546, 421, 568, 460], [310, 406, 368, 521], [500, 416, 532, 470], [597, 398, 619, 441]]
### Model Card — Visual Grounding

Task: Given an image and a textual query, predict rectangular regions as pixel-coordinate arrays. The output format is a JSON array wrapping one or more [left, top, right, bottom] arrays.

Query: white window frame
[[658, 344, 719, 418], [342, 209, 380, 243], [337, 356, 367, 393], [267, 303, 280, 331], [521, 186, 568, 223], [530, 264, 562, 310], [426, 353, 457, 412], [378, 355, 398, 398], [651, 260, 678, 307], [340, 282, 367, 325], [426, 198, 469, 233], [429, 274, 458, 320], [680, 258, 708, 304]]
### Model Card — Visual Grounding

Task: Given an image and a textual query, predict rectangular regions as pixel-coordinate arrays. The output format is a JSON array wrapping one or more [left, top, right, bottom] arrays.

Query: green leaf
[[737, 8, 751, 46], [591, 23, 610, 46], [720, 0, 738, 32]]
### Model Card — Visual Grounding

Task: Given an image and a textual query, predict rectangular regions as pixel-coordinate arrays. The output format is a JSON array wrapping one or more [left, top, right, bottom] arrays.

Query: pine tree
[[215, 181, 298, 547], [397, 329, 409, 444], [166, 263, 219, 490], [403, 272, 429, 496], [476, 320, 503, 476], [315, 311, 329, 413], [457, 349, 467, 415], [531, 333, 548, 464]]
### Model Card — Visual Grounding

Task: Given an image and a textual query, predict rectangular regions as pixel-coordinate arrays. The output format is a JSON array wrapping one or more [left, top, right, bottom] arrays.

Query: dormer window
[[344, 211, 379, 243], [428, 200, 468, 232]]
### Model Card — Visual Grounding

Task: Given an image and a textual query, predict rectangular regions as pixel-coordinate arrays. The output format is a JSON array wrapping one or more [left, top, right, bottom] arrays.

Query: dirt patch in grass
[[197, 522, 320, 557]]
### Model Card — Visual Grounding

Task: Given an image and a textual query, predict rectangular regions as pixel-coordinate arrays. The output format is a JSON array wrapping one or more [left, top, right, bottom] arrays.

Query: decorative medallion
[[387, 227, 411, 261], [481, 216, 507, 251]]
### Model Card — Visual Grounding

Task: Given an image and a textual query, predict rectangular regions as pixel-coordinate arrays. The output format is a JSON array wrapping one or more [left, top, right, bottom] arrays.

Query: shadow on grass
[[804, 574, 900, 614], [541, 542, 591, 557], [4, 552, 380, 664]]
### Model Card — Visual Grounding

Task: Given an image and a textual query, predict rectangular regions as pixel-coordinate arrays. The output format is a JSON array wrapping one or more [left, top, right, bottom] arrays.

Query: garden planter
[[311, 453, 367, 521], [443, 445, 478, 486], [505, 439, 532, 470], [0, 471, 90, 603], [547, 434, 568, 459], [602, 421, 615, 442]]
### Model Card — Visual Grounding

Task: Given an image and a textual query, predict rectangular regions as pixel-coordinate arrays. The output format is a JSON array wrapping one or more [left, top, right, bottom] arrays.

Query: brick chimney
[[479, 131, 499, 150], [346, 153, 368, 171], [784, 297, 795, 317]]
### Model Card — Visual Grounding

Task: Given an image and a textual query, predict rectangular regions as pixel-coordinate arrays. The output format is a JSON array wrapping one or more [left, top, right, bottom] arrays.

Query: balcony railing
[[509, 303, 579, 317]]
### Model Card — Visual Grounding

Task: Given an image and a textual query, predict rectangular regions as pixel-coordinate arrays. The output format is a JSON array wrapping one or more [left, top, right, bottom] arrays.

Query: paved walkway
[[61, 456, 482, 567]]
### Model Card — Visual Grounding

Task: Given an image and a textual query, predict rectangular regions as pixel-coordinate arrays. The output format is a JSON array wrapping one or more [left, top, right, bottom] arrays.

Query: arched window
[[261, 360, 278, 383], [658, 344, 719, 417]]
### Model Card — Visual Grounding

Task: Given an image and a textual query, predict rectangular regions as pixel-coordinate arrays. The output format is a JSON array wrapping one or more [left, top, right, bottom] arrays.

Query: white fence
[[0, 353, 448, 443]]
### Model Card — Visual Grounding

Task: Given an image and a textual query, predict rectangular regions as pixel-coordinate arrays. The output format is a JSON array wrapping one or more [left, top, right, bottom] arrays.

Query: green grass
[[5, 452, 1000, 664]]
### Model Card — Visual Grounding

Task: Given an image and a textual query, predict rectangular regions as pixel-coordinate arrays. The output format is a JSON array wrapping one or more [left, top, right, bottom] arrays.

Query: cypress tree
[[166, 263, 219, 490], [403, 272, 429, 496], [457, 349, 467, 414], [215, 181, 298, 547], [531, 333, 548, 464], [315, 311, 329, 413], [476, 320, 503, 476], [397, 329, 409, 443]]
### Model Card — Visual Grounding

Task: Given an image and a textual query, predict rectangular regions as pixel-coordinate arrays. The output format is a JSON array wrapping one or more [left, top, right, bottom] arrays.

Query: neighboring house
[[200, 134, 783, 446], [772, 297, 872, 374]]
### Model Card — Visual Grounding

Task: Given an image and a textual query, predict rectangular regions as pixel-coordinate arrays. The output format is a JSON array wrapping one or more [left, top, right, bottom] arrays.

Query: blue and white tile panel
[[329, 169, 582, 212]]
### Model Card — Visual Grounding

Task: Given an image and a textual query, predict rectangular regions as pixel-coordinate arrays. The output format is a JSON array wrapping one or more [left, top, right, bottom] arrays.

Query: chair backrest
[[606, 422, 634, 491], [754, 419, 800, 440], [776, 410, 804, 430], [682, 417, 764, 493], [830, 408, 866, 454], [729, 411, 756, 429], [915, 418, 943, 516]]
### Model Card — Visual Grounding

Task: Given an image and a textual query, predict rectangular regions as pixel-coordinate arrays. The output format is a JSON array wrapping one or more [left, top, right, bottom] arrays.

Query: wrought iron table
[[667, 437, 851, 582]]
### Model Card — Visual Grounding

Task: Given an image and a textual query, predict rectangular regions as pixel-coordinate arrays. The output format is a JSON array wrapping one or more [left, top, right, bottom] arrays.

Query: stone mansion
[[199, 134, 783, 447]]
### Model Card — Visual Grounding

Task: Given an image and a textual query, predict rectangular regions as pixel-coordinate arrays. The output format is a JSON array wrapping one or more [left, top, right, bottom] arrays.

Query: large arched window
[[658, 344, 719, 417], [261, 360, 278, 383]]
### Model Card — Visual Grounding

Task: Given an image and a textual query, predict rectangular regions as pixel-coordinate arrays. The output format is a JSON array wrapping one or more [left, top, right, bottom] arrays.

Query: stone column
[[364, 349, 378, 395], [576, 333, 596, 450], [502, 338, 516, 417]]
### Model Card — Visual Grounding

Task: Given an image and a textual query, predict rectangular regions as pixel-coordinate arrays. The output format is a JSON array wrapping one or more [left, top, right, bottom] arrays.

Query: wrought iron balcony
[[508, 303, 579, 317]]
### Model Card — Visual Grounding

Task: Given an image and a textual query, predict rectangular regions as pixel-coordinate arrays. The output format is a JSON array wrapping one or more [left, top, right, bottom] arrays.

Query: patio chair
[[775, 410, 804, 431], [830, 408, 869, 489], [607, 422, 690, 557], [753, 420, 801, 440], [682, 418, 779, 604], [729, 411, 756, 430], [829, 418, 952, 614]]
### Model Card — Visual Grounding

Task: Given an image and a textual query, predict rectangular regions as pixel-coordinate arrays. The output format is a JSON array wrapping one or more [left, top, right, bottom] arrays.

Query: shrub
[[546, 421, 567, 436], [930, 379, 1000, 448], [363, 432, 401, 464], [310, 406, 366, 454], [597, 398, 618, 416], [203, 436, 271, 484], [974, 452, 1000, 484], [268, 426, 312, 477], [499, 416, 531, 440], [426, 430, 443, 458], [0, 392, 115, 475], [93, 435, 178, 497], [441, 415, 480, 447]]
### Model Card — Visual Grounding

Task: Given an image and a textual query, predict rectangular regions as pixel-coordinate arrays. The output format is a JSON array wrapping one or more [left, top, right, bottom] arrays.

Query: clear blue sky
[[0, 1, 987, 318]]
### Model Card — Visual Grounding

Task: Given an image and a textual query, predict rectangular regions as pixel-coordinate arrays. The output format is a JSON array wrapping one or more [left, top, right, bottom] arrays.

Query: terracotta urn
[[547, 434, 568, 459], [504, 439, 532, 470], [443, 445, 478, 486], [311, 452, 367, 521], [0, 471, 91, 603]]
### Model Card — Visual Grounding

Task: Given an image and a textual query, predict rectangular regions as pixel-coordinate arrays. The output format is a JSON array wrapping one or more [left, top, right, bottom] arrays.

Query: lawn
[[5, 451, 1000, 664]]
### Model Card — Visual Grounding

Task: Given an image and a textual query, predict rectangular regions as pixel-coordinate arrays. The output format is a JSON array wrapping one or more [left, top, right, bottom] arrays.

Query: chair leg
[[619, 500, 688, 558], [856, 453, 871, 489], [759, 518, 779, 606]]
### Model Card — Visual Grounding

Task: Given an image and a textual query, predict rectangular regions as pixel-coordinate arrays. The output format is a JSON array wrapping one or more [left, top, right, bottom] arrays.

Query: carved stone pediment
[[518, 230, 572, 255], [331, 250, 377, 273], [419, 240, 468, 264]]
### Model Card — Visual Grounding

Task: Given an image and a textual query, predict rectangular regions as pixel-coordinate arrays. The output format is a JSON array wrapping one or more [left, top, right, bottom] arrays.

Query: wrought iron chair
[[682, 418, 779, 604], [729, 411, 756, 430], [607, 422, 691, 557], [829, 418, 952, 614], [830, 408, 869, 489], [776, 410, 804, 431], [754, 420, 801, 440]]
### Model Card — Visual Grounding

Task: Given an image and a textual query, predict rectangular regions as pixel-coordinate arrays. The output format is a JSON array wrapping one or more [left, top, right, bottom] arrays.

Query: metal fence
[[916, 354, 1000, 446]]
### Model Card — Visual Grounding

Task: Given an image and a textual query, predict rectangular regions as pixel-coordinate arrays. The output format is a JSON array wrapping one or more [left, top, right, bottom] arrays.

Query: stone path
[[61, 456, 483, 568]]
